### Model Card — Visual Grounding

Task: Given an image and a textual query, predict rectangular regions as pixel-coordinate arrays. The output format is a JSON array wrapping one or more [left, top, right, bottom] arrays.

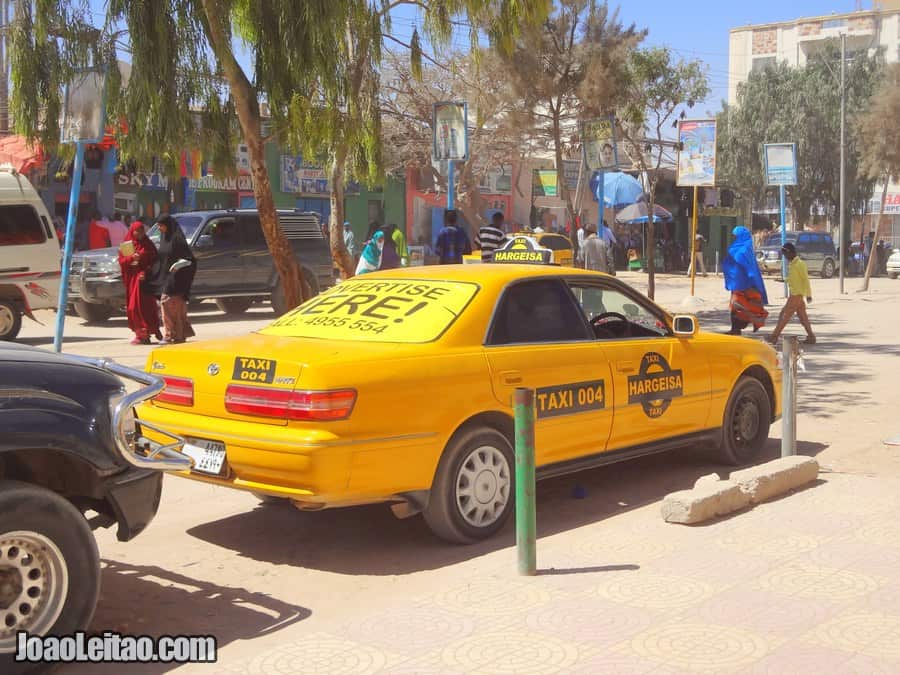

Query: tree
[[380, 49, 532, 232], [856, 62, 900, 291], [498, 0, 644, 226], [617, 47, 709, 300], [287, 0, 552, 279], [11, 0, 550, 307], [717, 43, 883, 236]]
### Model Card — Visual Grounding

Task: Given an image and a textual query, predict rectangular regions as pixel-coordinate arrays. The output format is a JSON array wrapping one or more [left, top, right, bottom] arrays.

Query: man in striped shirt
[[477, 211, 507, 262]]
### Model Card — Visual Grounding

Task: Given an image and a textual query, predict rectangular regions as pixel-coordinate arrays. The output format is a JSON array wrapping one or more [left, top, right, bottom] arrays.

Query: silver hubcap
[[0, 532, 68, 652], [455, 445, 511, 528], [0, 305, 14, 337]]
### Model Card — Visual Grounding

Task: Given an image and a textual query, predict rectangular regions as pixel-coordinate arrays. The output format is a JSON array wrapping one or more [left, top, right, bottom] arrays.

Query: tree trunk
[[329, 146, 355, 279], [551, 112, 576, 229], [200, 0, 309, 309], [456, 158, 487, 236], [860, 178, 890, 291]]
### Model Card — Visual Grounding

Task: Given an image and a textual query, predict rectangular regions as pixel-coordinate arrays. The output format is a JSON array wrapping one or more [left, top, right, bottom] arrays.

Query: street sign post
[[582, 118, 619, 233], [432, 102, 468, 209], [54, 67, 108, 352], [676, 120, 717, 298], [764, 143, 798, 298]]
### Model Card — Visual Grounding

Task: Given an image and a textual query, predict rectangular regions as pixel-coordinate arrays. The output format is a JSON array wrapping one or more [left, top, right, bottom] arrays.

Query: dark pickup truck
[[0, 343, 189, 661], [68, 209, 333, 322]]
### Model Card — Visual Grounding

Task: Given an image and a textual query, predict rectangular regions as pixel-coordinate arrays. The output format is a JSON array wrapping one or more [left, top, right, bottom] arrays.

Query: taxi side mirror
[[672, 314, 698, 337]]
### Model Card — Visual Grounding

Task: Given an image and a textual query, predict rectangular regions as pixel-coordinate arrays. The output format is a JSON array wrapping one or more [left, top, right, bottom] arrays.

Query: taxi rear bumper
[[137, 402, 439, 507]]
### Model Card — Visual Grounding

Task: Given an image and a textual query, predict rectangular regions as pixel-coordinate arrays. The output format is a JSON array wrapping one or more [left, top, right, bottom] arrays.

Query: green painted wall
[[343, 176, 406, 245], [264, 143, 405, 246]]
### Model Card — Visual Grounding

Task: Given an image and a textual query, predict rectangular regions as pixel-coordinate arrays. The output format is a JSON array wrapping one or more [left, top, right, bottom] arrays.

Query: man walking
[[476, 211, 506, 262], [688, 233, 708, 277], [343, 221, 357, 259], [767, 242, 816, 345], [581, 224, 615, 275], [435, 209, 472, 264]]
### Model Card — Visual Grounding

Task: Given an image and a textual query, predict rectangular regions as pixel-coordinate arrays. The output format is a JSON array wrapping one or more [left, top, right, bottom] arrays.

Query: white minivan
[[0, 168, 60, 340]]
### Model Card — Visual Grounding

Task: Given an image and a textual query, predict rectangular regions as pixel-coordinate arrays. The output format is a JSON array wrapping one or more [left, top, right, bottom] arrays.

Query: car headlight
[[95, 258, 121, 275], [109, 390, 137, 449]]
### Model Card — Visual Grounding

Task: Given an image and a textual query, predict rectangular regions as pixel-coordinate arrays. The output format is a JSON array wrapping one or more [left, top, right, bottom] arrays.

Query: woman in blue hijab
[[722, 226, 769, 335], [355, 230, 385, 275]]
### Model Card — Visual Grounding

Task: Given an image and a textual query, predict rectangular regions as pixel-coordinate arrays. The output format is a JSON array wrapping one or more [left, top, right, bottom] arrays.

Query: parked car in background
[[756, 231, 837, 278], [68, 209, 333, 322], [0, 343, 188, 659], [888, 248, 900, 280], [0, 169, 60, 341]]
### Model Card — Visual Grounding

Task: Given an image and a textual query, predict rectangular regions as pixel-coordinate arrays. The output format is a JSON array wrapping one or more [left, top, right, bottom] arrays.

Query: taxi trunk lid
[[147, 334, 315, 425]]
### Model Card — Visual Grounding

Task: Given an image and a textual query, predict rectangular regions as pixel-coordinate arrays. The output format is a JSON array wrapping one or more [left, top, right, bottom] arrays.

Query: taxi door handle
[[500, 371, 523, 385], [616, 362, 637, 374]]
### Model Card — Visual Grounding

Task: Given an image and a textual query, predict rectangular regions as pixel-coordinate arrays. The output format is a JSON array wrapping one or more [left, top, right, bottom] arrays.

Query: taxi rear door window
[[487, 279, 590, 345], [261, 278, 480, 343]]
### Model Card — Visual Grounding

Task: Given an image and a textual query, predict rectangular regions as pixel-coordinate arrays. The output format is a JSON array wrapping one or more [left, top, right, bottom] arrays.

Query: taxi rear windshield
[[261, 278, 480, 343]]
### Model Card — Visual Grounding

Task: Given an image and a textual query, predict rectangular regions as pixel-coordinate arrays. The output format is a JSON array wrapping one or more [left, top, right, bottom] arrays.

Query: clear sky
[[386, 0, 865, 112]]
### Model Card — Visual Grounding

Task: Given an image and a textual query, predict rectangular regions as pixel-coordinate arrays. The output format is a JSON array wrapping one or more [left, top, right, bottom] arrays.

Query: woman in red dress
[[118, 220, 161, 345]]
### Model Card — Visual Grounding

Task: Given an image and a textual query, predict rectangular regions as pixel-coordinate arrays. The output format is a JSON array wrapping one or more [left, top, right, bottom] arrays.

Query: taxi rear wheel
[[424, 427, 514, 544], [719, 378, 771, 466]]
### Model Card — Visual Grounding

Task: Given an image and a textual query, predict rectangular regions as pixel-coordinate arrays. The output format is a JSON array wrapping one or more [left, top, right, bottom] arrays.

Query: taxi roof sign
[[491, 236, 553, 265]]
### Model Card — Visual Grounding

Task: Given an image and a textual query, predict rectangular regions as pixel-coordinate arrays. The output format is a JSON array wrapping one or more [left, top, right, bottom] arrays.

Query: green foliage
[[717, 41, 883, 225], [618, 46, 709, 141]]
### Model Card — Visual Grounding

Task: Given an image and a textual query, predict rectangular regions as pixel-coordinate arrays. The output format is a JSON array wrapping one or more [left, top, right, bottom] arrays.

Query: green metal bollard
[[514, 387, 536, 576]]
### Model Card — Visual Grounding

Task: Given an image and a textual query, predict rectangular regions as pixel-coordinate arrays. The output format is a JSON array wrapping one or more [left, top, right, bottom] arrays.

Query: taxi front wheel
[[424, 427, 514, 544], [719, 378, 771, 466]]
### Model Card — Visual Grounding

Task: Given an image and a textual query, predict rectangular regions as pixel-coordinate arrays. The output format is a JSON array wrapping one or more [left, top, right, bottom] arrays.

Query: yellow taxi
[[139, 237, 781, 543], [467, 232, 574, 266]]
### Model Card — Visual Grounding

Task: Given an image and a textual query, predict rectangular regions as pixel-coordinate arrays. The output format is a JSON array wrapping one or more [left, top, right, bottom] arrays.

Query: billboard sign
[[60, 69, 108, 145], [676, 119, 717, 187], [533, 170, 558, 197], [764, 143, 798, 186], [432, 102, 468, 161], [582, 117, 619, 171]]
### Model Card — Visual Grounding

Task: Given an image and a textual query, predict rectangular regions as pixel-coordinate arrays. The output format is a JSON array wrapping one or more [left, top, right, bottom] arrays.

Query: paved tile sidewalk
[[206, 470, 900, 674]]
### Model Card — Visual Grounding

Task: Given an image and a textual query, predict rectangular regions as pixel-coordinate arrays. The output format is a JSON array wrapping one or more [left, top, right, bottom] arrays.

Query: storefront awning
[[0, 134, 45, 173]]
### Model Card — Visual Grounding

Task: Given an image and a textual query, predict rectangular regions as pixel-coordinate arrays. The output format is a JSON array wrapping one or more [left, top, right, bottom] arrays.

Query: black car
[[68, 209, 333, 322], [0, 343, 189, 658], [756, 231, 838, 278]]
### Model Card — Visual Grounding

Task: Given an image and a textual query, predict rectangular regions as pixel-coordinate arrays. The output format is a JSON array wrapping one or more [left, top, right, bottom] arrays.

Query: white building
[[728, 1, 900, 106]]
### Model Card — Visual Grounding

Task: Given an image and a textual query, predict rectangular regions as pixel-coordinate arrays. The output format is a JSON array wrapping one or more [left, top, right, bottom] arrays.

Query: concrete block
[[694, 473, 722, 489], [661, 479, 751, 524], [730, 456, 819, 504]]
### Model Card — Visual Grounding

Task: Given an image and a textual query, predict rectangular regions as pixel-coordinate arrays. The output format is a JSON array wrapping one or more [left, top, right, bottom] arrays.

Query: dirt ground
[[16, 271, 900, 673]]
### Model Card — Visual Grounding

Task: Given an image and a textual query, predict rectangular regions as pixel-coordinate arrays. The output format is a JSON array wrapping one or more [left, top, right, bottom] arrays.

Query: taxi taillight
[[224, 384, 356, 421], [156, 376, 194, 406]]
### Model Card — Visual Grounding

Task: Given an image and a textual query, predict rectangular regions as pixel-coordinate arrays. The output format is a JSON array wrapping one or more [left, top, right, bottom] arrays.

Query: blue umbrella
[[590, 171, 645, 208], [614, 202, 673, 224]]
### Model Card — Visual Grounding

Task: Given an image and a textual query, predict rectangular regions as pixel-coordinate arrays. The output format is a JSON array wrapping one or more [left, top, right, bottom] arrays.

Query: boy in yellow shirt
[[767, 242, 816, 345]]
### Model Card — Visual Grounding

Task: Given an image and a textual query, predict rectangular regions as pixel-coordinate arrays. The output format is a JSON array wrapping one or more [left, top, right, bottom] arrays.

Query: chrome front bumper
[[68, 356, 192, 472]]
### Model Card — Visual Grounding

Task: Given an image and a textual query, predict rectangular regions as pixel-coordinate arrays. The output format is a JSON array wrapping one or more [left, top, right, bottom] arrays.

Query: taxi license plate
[[182, 438, 227, 475]]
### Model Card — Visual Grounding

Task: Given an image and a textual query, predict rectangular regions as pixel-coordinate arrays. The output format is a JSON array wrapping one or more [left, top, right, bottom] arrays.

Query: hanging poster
[[533, 170, 558, 197], [582, 117, 619, 171], [432, 102, 468, 161], [764, 143, 798, 186], [676, 119, 717, 186]]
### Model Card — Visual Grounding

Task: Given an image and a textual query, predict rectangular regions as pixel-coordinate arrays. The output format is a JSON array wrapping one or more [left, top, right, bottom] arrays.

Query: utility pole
[[838, 32, 847, 294]]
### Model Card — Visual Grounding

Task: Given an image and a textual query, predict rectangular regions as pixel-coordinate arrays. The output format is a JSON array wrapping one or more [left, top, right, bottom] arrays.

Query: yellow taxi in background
[[467, 232, 574, 266], [139, 237, 780, 543]]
